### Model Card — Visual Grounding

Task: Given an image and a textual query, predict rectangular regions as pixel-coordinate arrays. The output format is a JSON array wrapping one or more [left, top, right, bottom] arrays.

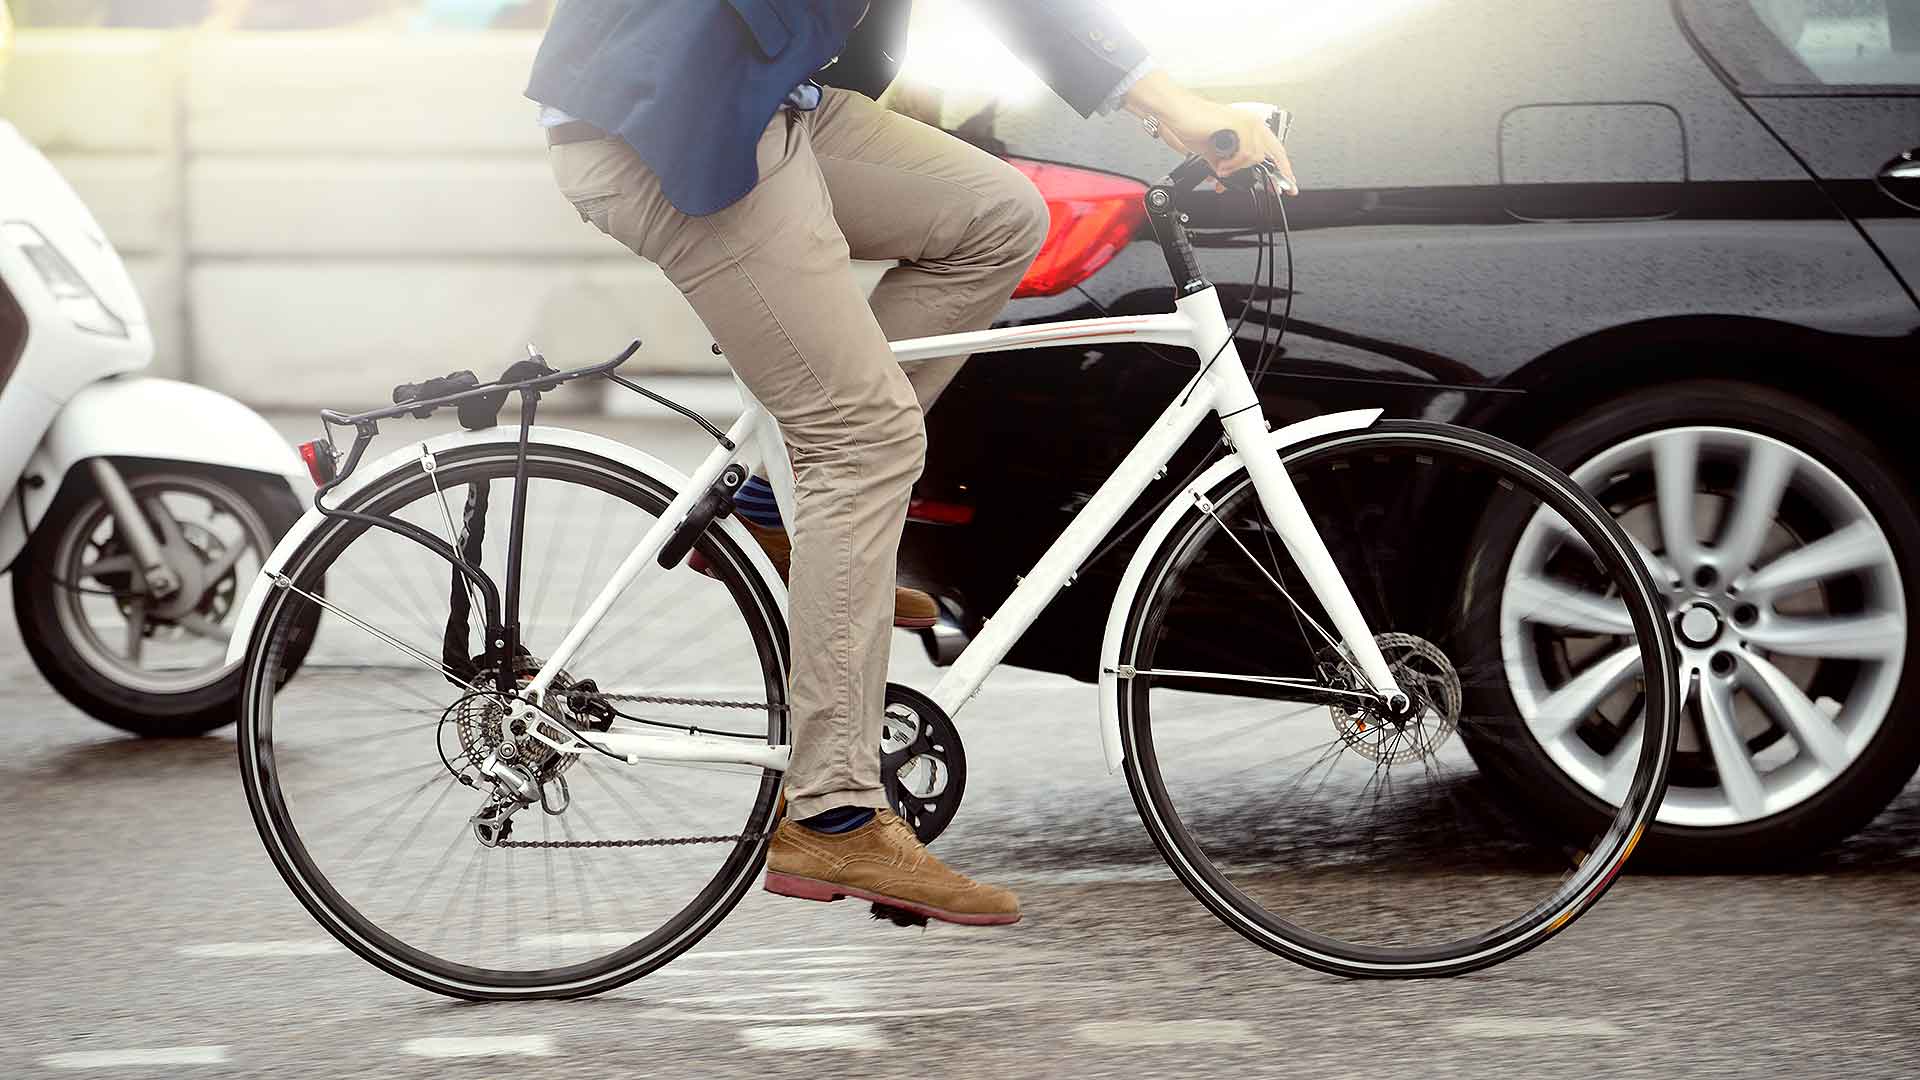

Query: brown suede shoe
[[764, 810, 1020, 926], [692, 519, 939, 629]]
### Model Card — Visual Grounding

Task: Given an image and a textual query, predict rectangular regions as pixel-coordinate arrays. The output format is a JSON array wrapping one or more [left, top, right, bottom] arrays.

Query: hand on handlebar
[[1123, 70, 1299, 195]]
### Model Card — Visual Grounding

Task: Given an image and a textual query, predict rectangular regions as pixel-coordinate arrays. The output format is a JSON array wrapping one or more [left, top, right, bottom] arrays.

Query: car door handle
[[1881, 153, 1920, 181]]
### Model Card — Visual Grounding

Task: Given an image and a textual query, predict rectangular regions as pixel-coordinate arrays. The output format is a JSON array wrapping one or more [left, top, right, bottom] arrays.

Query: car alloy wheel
[[1504, 424, 1906, 829]]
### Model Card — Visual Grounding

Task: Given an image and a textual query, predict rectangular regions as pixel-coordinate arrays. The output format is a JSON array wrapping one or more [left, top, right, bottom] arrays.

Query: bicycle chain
[[488, 689, 782, 849], [588, 691, 787, 712], [495, 831, 770, 849]]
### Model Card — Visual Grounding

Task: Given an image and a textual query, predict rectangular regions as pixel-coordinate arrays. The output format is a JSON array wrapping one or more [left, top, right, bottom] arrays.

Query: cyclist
[[531, 0, 1295, 927]]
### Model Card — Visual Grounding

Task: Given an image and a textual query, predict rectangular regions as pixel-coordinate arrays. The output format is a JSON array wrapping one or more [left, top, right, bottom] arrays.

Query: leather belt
[[546, 120, 609, 147]]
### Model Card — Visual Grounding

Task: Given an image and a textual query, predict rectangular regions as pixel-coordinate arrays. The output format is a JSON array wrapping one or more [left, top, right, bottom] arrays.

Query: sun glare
[[900, 0, 1449, 102]]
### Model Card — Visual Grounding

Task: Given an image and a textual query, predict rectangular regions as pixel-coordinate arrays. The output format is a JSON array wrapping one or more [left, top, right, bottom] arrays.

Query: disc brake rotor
[[1326, 632, 1463, 765]]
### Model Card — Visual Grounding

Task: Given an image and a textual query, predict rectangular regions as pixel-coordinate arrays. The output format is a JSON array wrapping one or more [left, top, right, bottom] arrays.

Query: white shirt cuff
[[1097, 59, 1157, 116]]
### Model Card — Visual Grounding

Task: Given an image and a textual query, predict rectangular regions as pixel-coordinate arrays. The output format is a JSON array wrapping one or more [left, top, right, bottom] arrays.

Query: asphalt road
[[4, 415, 1918, 1079]]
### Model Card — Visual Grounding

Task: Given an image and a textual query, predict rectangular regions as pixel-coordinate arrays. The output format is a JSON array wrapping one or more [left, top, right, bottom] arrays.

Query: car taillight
[[908, 496, 975, 526], [298, 439, 337, 486], [1007, 159, 1148, 299]]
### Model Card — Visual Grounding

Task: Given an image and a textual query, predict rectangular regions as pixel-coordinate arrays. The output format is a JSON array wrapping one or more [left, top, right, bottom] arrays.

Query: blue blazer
[[527, 0, 1148, 217]]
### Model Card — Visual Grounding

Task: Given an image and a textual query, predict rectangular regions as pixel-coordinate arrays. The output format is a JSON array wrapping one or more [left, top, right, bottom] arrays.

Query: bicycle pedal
[[869, 902, 930, 929]]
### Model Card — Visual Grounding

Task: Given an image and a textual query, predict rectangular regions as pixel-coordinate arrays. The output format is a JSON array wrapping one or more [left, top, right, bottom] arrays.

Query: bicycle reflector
[[298, 439, 338, 486], [1007, 159, 1148, 298]]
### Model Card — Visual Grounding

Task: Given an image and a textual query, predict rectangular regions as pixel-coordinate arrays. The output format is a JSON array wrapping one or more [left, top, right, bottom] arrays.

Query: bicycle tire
[[237, 442, 789, 1000], [1115, 420, 1679, 977]]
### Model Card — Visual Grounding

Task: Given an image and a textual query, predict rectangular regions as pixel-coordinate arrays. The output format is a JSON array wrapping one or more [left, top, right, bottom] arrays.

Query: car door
[[1679, 0, 1920, 304]]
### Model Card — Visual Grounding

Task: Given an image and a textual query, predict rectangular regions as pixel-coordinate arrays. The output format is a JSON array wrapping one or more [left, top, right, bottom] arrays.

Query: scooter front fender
[[0, 377, 304, 571], [38, 376, 305, 485]]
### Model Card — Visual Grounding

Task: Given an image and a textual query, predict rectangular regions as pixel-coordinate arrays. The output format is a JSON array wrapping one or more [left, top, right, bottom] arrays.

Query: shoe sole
[[763, 871, 1020, 926], [688, 556, 938, 629]]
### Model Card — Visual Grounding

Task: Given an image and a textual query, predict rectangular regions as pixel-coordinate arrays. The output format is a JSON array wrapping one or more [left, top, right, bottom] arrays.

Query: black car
[[902, 0, 1920, 865]]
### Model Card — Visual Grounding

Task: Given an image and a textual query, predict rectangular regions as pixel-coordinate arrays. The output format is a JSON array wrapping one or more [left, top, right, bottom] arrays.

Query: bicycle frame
[[521, 285, 1408, 768]]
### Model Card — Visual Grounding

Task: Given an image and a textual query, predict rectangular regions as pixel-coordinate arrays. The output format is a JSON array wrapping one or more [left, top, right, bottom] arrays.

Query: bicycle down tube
[[519, 286, 1409, 760]]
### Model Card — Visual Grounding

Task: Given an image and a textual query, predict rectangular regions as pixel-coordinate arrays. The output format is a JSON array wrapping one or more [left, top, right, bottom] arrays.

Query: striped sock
[[734, 475, 783, 528], [799, 806, 876, 834]]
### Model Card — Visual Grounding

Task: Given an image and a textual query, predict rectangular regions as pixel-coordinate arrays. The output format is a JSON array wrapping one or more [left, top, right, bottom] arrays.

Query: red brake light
[[1007, 159, 1148, 299], [298, 439, 337, 486], [907, 497, 975, 526]]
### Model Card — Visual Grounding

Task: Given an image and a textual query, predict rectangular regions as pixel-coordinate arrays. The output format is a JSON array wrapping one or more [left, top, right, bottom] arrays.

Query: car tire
[[1467, 379, 1920, 867]]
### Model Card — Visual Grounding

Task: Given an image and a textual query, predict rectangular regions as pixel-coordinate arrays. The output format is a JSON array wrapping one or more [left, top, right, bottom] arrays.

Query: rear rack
[[293, 339, 741, 697]]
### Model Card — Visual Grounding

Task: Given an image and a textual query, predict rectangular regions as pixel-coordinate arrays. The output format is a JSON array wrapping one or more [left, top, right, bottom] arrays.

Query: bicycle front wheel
[[1117, 421, 1678, 977], [238, 442, 788, 1000]]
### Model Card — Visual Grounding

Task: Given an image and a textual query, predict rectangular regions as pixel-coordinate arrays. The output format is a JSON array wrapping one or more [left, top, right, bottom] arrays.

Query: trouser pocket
[[568, 193, 620, 233]]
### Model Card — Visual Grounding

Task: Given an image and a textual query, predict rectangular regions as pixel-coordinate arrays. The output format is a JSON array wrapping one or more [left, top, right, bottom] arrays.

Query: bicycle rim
[[1118, 421, 1677, 976], [239, 445, 788, 999]]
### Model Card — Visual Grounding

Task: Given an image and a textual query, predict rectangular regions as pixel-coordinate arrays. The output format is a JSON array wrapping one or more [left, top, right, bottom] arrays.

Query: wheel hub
[[1329, 632, 1463, 765], [1676, 602, 1724, 647], [450, 656, 581, 783]]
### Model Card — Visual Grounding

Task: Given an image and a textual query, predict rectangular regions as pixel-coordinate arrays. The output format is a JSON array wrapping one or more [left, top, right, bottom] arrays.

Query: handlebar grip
[[1211, 130, 1240, 157]]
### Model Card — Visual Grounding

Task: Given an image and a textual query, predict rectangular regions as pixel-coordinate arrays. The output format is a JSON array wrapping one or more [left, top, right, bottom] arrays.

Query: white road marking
[[1000, 865, 1179, 886], [518, 930, 921, 953], [686, 944, 917, 959], [43, 1046, 229, 1069], [639, 999, 1085, 1023], [402, 1035, 555, 1058], [1448, 1017, 1627, 1038], [1074, 1020, 1257, 1047], [655, 963, 898, 977], [176, 941, 341, 958], [661, 980, 867, 1010], [740, 1024, 887, 1051]]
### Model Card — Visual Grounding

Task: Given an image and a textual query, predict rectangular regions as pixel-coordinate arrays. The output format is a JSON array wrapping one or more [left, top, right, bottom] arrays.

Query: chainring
[[880, 683, 967, 844]]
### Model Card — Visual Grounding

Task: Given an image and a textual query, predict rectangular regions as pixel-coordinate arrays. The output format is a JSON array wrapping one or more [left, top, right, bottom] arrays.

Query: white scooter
[[0, 120, 313, 736]]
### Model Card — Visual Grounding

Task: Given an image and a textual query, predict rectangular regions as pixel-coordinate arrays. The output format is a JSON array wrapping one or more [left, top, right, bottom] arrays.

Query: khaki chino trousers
[[549, 89, 1048, 819]]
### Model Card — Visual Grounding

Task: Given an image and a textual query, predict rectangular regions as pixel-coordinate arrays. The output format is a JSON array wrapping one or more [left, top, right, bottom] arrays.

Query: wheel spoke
[[1543, 513, 1677, 588], [197, 539, 252, 598], [1745, 612, 1905, 661], [1598, 718, 1645, 804], [1715, 440, 1794, 574], [1529, 644, 1642, 741], [1738, 520, 1889, 599], [1506, 571, 1634, 636], [1739, 652, 1850, 773], [1699, 670, 1766, 819], [124, 597, 148, 662], [1651, 430, 1705, 568]]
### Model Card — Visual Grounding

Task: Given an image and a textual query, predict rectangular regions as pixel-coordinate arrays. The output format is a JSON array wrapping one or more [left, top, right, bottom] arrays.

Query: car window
[[1680, 0, 1920, 92]]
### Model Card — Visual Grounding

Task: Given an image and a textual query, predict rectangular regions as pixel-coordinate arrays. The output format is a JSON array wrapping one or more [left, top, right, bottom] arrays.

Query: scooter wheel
[[13, 464, 312, 737]]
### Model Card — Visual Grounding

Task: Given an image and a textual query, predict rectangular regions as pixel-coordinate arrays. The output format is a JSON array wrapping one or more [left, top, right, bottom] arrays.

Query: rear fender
[[1095, 409, 1383, 773]]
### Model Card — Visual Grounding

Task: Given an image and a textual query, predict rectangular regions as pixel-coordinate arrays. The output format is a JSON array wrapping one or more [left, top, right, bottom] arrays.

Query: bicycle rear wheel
[[1117, 421, 1678, 977], [238, 443, 788, 999]]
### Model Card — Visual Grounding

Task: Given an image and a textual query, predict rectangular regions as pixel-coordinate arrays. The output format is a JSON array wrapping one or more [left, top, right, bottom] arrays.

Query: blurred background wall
[[0, 0, 777, 410]]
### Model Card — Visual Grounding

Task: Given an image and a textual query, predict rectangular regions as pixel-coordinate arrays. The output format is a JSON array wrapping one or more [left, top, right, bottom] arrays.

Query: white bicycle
[[232, 116, 1679, 996]]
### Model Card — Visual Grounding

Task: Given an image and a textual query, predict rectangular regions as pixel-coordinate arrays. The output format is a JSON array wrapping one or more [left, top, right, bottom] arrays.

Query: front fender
[[1095, 409, 1383, 773], [42, 376, 305, 483], [224, 425, 785, 667]]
